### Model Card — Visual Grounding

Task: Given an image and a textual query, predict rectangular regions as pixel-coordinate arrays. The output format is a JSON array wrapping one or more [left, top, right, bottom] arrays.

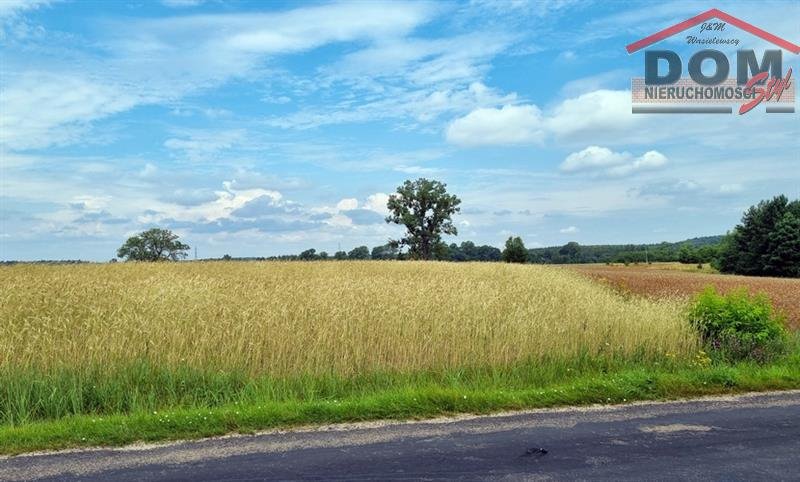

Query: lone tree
[[386, 178, 461, 260], [117, 228, 190, 262], [501, 236, 528, 263]]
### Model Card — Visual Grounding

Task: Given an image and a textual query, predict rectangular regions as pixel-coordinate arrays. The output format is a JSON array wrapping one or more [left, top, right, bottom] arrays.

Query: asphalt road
[[3, 390, 800, 481]]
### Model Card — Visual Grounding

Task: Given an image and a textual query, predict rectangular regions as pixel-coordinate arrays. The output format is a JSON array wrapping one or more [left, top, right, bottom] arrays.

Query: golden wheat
[[0, 261, 697, 376]]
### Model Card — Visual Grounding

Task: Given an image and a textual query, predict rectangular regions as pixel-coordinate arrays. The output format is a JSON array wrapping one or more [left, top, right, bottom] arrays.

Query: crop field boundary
[[2, 358, 799, 455]]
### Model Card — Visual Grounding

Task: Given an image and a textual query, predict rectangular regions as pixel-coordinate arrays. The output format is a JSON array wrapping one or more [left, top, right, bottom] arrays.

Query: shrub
[[689, 287, 787, 362]]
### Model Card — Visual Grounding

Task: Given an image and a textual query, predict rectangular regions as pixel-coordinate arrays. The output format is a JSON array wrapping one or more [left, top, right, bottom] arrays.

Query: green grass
[[2, 349, 799, 455]]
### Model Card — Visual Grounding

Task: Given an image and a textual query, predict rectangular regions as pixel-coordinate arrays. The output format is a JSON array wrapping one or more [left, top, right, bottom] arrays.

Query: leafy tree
[[371, 243, 399, 260], [501, 236, 527, 263], [717, 195, 800, 277], [347, 246, 370, 260], [448, 243, 467, 261], [558, 241, 581, 262], [222, 254, 232, 261], [318, 251, 329, 260], [298, 248, 318, 261], [446, 241, 501, 262], [333, 251, 348, 260], [117, 228, 189, 262], [386, 178, 461, 260], [678, 244, 699, 264]]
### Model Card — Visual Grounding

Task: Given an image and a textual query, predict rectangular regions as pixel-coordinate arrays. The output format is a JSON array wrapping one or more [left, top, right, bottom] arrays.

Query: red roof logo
[[626, 8, 800, 54]]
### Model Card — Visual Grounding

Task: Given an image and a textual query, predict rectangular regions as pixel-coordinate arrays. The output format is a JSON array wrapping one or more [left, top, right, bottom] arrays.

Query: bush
[[689, 287, 787, 362]]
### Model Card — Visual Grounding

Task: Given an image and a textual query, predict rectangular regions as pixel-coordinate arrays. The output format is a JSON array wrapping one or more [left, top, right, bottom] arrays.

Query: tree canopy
[[117, 228, 189, 262], [502, 236, 527, 263], [716, 195, 800, 277], [347, 246, 370, 260], [385, 178, 461, 260]]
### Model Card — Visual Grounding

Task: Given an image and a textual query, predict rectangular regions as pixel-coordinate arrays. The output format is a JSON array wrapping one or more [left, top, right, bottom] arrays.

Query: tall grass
[[0, 261, 697, 424]]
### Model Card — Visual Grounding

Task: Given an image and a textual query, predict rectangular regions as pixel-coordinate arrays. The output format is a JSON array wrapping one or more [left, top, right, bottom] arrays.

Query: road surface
[[3, 390, 800, 481]]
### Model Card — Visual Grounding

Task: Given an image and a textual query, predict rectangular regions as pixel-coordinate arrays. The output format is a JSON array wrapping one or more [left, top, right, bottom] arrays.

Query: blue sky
[[1, 0, 798, 260]]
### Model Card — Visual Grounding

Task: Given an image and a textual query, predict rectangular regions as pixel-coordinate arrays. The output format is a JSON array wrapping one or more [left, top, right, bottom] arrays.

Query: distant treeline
[[0, 237, 724, 266], [218, 241, 504, 263], [213, 236, 723, 265], [0, 260, 91, 266], [527, 236, 723, 265]]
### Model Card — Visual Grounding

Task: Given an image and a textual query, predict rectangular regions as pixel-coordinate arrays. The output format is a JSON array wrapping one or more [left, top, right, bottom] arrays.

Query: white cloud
[[160, 182, 284, 223], [268, 81, 516, 130], [139, 163, 158, 178], [558, 70, 629, 98], [445, 87, 794, 149], [606, 150, 667, 177], [218, 3, 433, 54], [0, 0, 50, 18], [70, 195, 110, 211], [445, 104, 544, 147], [560, 146, 628, 172], [445, 90, 632, 148], [325, 34, 512, 86], [559, 226, 579, 234], [364, 193, 390, 213], [545, 89, 633, 141], [0, 74, 138, 150], [336, 198, 359, 211], [1, 2, 438, 152], [560, 146, 668, 177], [163, 130, 246, 161]]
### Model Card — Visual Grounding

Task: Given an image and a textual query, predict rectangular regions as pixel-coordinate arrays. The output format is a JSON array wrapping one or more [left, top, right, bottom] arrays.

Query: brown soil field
[[569, 264, 800, 330]]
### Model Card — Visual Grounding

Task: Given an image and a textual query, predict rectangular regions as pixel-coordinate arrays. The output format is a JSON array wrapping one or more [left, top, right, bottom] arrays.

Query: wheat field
[[1, 261, 697, 378]]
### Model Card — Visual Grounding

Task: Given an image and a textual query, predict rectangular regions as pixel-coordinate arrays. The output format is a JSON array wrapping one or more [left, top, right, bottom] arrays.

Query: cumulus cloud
[[448, 86, 799, 150], [560, 146, 628, 172], [544, 90, 632, 140], [363, 193, 390, 213], [153, 182, 284, 223], [322, 193, 390, 226], [559, 226, 579, 234], [445, 90, 634, 148], [336, 198, 359, 211], [445, 104, 545, 147], [231, 194, 300, 218], [560, 146, 668, 177], [605, 150, 667, 177]]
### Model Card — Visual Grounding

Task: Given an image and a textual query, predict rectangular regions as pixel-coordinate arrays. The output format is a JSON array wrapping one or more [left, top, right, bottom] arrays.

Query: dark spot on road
[[522, 447, 548, 457]]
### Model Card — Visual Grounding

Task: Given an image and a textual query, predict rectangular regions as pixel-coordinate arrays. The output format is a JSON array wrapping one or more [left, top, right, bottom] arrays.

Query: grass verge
[[2, 353, 799, 456]]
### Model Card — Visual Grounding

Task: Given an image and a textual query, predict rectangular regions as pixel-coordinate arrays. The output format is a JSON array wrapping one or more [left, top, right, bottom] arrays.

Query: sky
[[1, 0, 799, 261]]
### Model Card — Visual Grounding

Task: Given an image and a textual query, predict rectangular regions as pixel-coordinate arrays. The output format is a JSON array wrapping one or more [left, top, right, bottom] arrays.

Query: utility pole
[[194, 246, 197, 261]]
